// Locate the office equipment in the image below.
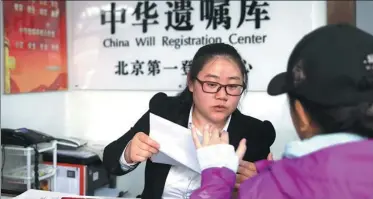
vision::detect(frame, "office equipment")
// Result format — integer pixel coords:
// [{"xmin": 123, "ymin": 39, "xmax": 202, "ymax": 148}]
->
[
  {"xmin": 55, "ymin": 137, "xmax": 88, "ymax": 150},
  {"xmin": 1, "ymin": 128, "xmax": 57, "ymax": 194},
  {"xmin": 1, "ymin": 141, "xmax": 57, "ymax": 194},
  {"xmin": 94, "ymin": 187, "xmax": 126, "ymax": 198},
  {"xmin": 42, "ymin": 147, "xmax": 121, "ymax": 197},
  {"xmin": 1, "ymin": 128, "xmax": 55, "ymax": 147}
]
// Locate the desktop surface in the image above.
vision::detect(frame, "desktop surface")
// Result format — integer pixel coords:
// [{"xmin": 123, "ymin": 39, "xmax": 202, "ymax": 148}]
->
[{"xmin": 4, "ymin": 189, "xmax": 138, "ymax": 199}]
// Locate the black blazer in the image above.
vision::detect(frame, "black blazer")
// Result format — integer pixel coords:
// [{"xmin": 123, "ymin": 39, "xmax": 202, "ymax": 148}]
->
[{"xmin": 103, "ymin": 92, "xmax": 276, "ymax": 199}]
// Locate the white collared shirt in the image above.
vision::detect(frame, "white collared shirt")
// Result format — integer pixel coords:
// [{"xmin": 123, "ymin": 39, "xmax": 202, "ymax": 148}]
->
[{"xmin": 119, "ymin": 105, "xmax": 231, "ymax": 199}]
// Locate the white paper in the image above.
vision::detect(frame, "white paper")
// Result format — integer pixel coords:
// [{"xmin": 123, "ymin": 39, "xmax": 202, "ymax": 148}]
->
[
  {"xmin": 149, "ymin": 113, "xmax": 201, "ymax": 173},
  {"xmin": 12, "ymin": 189, "xmax": 132, "ymax": 199},
  {"xmin": 12, "ymin": 189, "xmax": 76, "ymax": 199}
]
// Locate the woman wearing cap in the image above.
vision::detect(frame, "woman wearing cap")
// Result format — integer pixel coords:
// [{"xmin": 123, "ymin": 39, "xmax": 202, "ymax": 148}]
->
[{"xmin": 190, "ymin": 24, "xmax": 373, "ymax": 199}]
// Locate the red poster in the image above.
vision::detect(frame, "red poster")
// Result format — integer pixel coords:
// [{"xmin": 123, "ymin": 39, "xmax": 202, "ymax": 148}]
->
[{"xmin": 3, "ymin": 0, "xmax": 67, "ymax": 94}]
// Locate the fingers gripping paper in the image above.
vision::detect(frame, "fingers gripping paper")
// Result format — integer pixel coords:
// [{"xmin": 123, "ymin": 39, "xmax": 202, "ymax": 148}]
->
[{"xmin": 149, "ymin": 113, "xmax": 201, "ymax": 173}]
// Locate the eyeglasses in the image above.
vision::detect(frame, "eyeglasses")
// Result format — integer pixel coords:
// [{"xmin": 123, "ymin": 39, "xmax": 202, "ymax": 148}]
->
[{"xmin": 196, "ymin": 78, "xmax": 245, "ymax": 96}]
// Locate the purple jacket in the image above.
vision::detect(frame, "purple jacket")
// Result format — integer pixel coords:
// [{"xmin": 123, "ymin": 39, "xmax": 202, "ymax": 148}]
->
[{"xmin": 191, "ymin": 140, "xmax": 373, "ymax": 199}]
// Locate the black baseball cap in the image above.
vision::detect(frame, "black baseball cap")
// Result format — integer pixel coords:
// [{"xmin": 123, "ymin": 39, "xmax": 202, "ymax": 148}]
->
[{"xmin": 267, "ymin": 24, "xmax": 373, "ymax": 106}]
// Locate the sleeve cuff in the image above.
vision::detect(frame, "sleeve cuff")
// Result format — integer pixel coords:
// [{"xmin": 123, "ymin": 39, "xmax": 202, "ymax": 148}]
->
[
  {"xmin": 119, "ymin": 141, "xmax": 137, "ymax": 171},
  {"xmin": 197, "ymin": 144, "xmax": 239, "ymax": 173}
]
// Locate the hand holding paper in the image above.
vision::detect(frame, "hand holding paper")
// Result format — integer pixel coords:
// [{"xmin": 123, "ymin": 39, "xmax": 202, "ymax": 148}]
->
[
  {"xmin": 149, "ymin": 113, "xmax": 202, "ymax": 173},
  {"xmin": 125, "ymin": 132, "xmax": 160, "ymax": 164}
]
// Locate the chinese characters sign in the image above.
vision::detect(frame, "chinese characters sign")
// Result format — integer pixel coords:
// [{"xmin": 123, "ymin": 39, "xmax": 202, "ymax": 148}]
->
[
  {"xmin": 101, "ymin": 0, "xmax": 269, "ymax": 34},
  {"xmin": 3, "ymin": 0, "xmax": 67, "ymax": 94},
  {"xmin": 70, "ymin": 1, "xmax": 324, "ymax": 91}
]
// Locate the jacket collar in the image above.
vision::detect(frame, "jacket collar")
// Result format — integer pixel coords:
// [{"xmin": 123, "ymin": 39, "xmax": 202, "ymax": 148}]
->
[{"xmin": 283, "ymin": 133, "xmax": 366, "ymax": 158}]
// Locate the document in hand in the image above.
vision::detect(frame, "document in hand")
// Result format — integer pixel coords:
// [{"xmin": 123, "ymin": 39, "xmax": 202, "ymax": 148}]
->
[{"xmin": 149, "ymin": 113, "xmax": 201, "ymax": 173}]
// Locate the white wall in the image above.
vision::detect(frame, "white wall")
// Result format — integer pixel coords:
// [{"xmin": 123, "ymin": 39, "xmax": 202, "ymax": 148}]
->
[
  {"xmin": 0, "ymin": 1, "xmax": 68, "ymax": 138},
  {"xmin": 0, "ymin": 1, "xmax": 327, "ymax": 197},
  {"xmin": 356, "ymin": 1, "xmax": 373, "ymax": 35}
]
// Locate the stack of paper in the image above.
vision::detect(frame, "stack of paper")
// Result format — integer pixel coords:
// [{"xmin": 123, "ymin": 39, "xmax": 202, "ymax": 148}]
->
[{"xmin": 149, "ymin": 113, "xmax": 201, "ymax": 173}]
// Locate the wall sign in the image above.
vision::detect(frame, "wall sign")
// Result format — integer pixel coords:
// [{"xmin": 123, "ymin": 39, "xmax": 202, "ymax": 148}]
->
[
  {"xmin": 70, "ymin": 1, "xmax": 325, "ymax": 91},
  {"xmin": 3, "ymin": 0, "xmax": 67, "ymax": 94}
]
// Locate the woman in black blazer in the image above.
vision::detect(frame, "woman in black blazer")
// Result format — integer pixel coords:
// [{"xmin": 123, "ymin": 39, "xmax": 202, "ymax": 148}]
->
[{"xmin": 103, "ymin": 43, "xmax": 276, "ymax": 199}]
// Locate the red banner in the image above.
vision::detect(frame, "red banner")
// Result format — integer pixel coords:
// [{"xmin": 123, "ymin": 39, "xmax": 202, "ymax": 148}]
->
[{"xmin": 3, "ymin": 0, "xmax": 67, "ymax": 94}]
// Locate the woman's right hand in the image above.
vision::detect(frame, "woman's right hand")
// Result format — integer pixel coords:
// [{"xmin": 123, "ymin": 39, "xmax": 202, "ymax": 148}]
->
[{"xmin": 124, "ymin": 132, "xmax": 160, "ymax": 163}]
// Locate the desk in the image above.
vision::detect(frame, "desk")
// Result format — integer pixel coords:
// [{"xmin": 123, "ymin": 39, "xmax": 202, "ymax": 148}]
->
[{"xmin": 4, "ymin": 189, "xmax": 138, "ymax": 199}]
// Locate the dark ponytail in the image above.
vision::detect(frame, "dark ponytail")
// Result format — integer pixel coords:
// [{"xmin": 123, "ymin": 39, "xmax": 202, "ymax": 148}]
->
[{"xmin": 288, "ymin": 93, "xmax": 373, "ymax": 138}]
